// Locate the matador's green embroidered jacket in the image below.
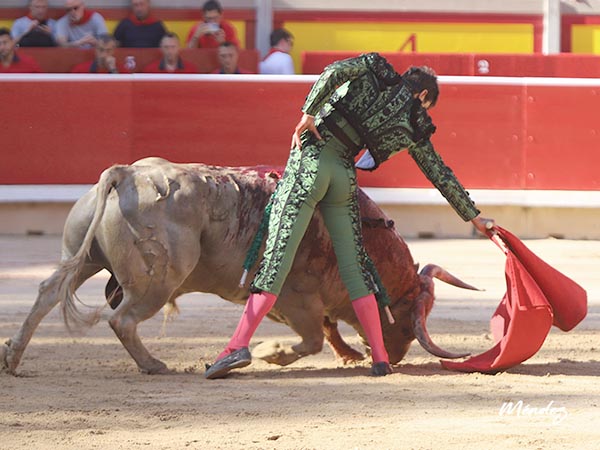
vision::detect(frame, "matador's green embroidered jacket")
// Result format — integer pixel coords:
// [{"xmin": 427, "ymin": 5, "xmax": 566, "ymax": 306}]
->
[{"xmin": 301, "ymin": 52, "xmax": 480, "ymax": 222}]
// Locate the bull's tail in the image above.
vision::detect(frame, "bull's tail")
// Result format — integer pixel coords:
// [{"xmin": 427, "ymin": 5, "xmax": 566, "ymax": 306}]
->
[{"xmin": 59, "ymin": 164, "xmax": 129, "ymax": 332}]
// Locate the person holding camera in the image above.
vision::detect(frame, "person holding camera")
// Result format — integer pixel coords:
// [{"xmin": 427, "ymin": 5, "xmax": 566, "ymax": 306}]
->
[
  {"xmin": 11, "ymin": 0, "xmax": 57, "ymax": 47},
  {"xmin": 186, "ymin": 0, "xmax": 239, "ymax": 49}
]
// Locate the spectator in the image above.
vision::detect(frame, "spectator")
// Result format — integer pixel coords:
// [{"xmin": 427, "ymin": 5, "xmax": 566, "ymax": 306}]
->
[
  {"xmin": 187, "ymin": 0, "xmax": 239, "ymax": 49},
  {"xmin": 212, "ymin": 41, "xmax": 251, "ymax": 74},
  {"xmin": 11, "ymin": 0, "xmax": 57, "ymax": 47},
  {"xmin": 0, "ymin": 28, "xmax": 41, "ymax": 73},
  {"xmin": 71, "ymin": 34, "xmax": 124, "ymax": 73},
  {"xmin": 143, "ymin": 32, "xmax": 197, "ymax": 73},
  {"xmin": 55, "ymin": 0, "xmax": 108, "ymax": 48},
  {"xmin": 259, "ymin": 28, "xmax": 295, "ymax": 75},
  {"xmin": 114, "ymin": 0, "xmax": 166, "ymax": 48}
]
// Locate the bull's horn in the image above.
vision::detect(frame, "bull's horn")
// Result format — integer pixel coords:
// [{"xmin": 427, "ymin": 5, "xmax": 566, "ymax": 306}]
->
[
  {"xmin": 411, "ymin": 293, "xmax": 470, "ymax": 359},
  {"xmin": 420, "ymin": 264, "xmax": 481, "ymax": 291}
]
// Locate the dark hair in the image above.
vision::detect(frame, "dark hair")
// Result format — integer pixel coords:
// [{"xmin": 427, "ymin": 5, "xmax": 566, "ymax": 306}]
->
[
  {"xmin": 270, "ymin": 28, "xmax": 292, "ymax": 47},
  {"xmin": 97, "ymin": 33, "xmax": 117, "ymax": 45},
  {"xmin": 218, "ymin": 41, "xmax": 238, "ymax": 50},
  {"xmin": 0, "ymin": 27, "xmax": 11, "ymax": 38},
  {"xmin": 203, "ymin": 0, "xmax": 222, "ymax": 13},
  {"xmin": 162, "ymin": 31, "xmax": 180, "ymax": 41},
  {"xmin": 402, "ymin": 66, "xmax": 439, "ymax": 106}
]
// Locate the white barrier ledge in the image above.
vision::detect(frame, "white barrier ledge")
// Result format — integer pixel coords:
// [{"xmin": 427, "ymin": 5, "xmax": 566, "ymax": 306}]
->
[
  {"xmin": 0, "ymin": 185, "xmax": 94, "ymax": 203},
  {"xmin": 3, "ymin": 74, "xmax": 600, "ymax": 88},
  {"xmin": 364, "ymin": 188, "xmax": 600, "ymax": 208},
  {"xmin": 2, "ymin": 185, "xmax": 600, "ymax": 208}
]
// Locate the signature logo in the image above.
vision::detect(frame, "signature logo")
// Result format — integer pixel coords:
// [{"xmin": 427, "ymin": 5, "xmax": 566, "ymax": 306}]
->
[{"xmin": 499, "ymin": 400, "xmax": 568, "ymax": 425}]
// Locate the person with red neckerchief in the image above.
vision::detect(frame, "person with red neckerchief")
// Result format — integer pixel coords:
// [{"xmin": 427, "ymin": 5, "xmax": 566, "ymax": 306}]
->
[
  {"xmin": 186, "ymin": 0, "xmax": 240, "ymax": 49},
  {"xmin": 55, "ymin": 0, "xmax": 107, "ymax": 48},
  {"xmin": 11, "ymin": 0, "xmax": 57, "ymax": 47},
  {"xmin": 211, "ymin": 41, "xmax": 252, "ymax": 74},
  {"xmin": 0, "ymin": 28, "xmax": 41, "ymax": 73},
  {"xmin": 143, "ymin": 32, "xmax": 197, "ymax": 74},
  {"xmin": 259, "ymin": 28, "xmax": 295, "ymax": 75},
  {"xmin": 114, "ymin": 0, "xmax": 166, "ymax": 48},
  {"xmin": 71, "ymin": 34, "xmax": 125, "ymax": 74}
]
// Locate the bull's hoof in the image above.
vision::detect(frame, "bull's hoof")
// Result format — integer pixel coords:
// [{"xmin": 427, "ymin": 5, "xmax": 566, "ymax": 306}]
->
[
  {"xmin": 0, "ymin": 343, "xmax": 8, "ymax": 373},
  {"xmin": 253, "ymin": 341, "xmax": 301, "ymax": 366},
  {"xmin": 139, "ymin": 360, "xmax": 172, "ymax": 375},
  {"xmin": 371, "ymin": 361, "xmax": 393, "ymax": 377},
  {"xmin": 0, "ymin": 340, "xmax": 18, "ymax": 375},
  {"xmin": 338, "ymin": 348, "xmax": 366, "ymax": 364}
]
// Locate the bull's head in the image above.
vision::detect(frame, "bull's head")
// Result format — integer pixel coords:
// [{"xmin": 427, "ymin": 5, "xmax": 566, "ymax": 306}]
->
[{"xmin": 384, "ymin": 264, "xmax": 478, "ymax": 363}]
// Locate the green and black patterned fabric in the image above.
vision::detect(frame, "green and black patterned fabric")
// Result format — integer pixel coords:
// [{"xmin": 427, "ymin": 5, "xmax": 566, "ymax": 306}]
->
[{"xmin": 250, "ymin": 53, "xmax": 480, "ymax": 300}]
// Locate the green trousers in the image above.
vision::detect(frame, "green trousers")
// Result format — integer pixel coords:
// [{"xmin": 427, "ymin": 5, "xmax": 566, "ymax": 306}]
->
[{"xmin": 252, "ymin": 126, "xmax": 377, "ymax": 300}]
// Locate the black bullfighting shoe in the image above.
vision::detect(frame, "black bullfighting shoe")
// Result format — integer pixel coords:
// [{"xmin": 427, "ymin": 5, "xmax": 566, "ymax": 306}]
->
[
  {"xmin": 204, "ymin": 347, "xmax": 252, "ymax": 379},
  {"xmin": 371, "ymin": 361, "xmax": 393, "ymax": 377}
]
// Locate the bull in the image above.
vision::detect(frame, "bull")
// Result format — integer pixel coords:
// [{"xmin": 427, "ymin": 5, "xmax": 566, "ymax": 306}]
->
[{"xmin": 0, "ymin": 157, "xmax": 477, "ymax": 375}]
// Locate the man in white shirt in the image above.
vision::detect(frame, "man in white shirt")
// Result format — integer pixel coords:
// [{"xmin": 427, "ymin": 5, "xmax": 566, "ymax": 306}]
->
[{"xmin": 259, "ymin": 28, "xmax": 294, "ymax": 75}]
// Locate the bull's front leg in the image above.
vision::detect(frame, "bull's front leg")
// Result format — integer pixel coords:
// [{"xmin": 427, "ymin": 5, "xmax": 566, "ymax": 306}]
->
[
  {"xmin": 259, "ymin": 317, "xmax": 365, "ymax": 365},
  {"xmin": 252, "ymin": 292, "xmax": 326, "ymax": 366},
  {"xmin": 323, "ymin": 316, "xmax": 365, "ymax": 363}
]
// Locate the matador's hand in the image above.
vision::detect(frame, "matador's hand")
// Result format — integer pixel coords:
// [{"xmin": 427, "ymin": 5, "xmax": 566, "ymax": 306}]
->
[
  {"xmin": 471, "ymin": 216, "xmax": 495, "ymax": 236},
  {"xmin": 291, "ymin": 113, "xmax": 322, "ymax": 149}
]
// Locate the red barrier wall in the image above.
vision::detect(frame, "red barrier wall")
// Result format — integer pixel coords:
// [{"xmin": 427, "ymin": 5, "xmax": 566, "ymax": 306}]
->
[
  {"xmin": 1, "ymin": 75, "xmax": 600, "ymax": 190},
  {"xmin": 19, "ymin": 48, "xmax": 260, "ymax": 74},
  {"xmin": 14, "ymin": 48, "xmax": 600, "ymax": 77},
  {"xmin": 302, "ymin": 52, "xmax": 600, "ymax": 77}
]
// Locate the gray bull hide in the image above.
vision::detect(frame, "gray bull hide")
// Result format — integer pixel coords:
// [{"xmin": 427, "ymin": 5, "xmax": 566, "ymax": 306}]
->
[{"xmin": 1, "ymin": 157, "xmax": 477, "ymax": 375}]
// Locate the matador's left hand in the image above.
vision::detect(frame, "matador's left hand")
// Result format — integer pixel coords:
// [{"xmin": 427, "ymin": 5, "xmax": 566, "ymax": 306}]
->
[{"xmin": 292, "ymin": 113, "xmax": 322, "ymax": 149}]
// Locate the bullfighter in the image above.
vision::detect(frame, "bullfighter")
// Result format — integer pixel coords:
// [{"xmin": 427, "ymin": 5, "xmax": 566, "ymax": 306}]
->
[{"xmin": 205, "ymin": 53, "xmax": 494, "ymax": 379}]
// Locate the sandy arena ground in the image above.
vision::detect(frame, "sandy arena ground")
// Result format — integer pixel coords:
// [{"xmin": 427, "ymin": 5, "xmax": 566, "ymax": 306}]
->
[{"xmin": 0, "ymin": 234, "xmax": 599, "ymax": 450}]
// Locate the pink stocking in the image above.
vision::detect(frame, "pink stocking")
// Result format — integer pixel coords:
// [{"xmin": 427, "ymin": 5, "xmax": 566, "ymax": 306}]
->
[
  {"xmin": 352, "ymin": 294, "xmax": 389, "ymax": 363},
  {"xmin": 217, "ymin": 291, "xmax": 278, "ymax": 361}
]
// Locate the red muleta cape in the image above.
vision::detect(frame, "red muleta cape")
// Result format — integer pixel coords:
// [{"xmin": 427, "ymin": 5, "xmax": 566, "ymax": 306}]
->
[{"xmin": 441, "ymin": 226, "xmax": 587, "ymax": 374}]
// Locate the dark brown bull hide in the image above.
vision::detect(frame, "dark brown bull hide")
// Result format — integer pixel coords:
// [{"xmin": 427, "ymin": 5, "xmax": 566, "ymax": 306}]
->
[{"xmin": 1, "ymin": 157, "xmax": 475, "ymax": 375}]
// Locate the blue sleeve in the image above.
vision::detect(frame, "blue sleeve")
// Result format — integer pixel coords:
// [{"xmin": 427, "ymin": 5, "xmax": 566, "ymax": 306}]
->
[
  {"xmin": 11, "ymin": 18, "xmax": 27, "ymax": 39},
  {"xmin": 49, "ymin": 19, "xmax": 58, "ymax": 37},
  {"xmin": 55, "ymin": 17, "xmax": 68, "ymax": 40},
  {"xmin": 92, "ymin": 13, "xmax": 108, "ymax": 37}
]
